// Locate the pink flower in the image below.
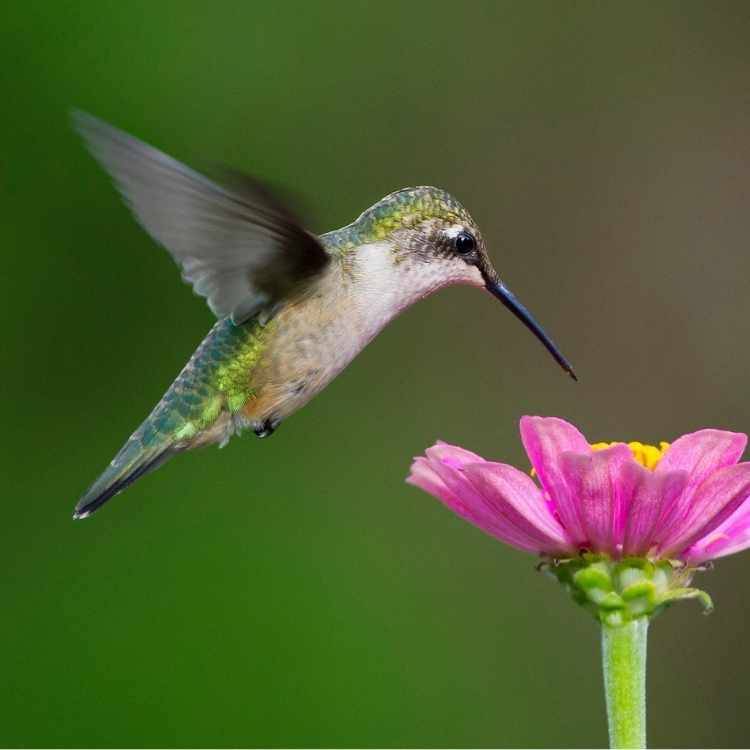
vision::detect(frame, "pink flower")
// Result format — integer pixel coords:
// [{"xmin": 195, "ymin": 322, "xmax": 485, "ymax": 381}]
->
[{"xmin": 407, "ymin": 417, "xmax": 750, "ymax": 564}]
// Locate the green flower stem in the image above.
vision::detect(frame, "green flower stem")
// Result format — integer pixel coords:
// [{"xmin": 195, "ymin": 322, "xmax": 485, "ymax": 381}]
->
[{"xmin": 601, "ymin": 618, "xmax": 648, "ymax": 749}]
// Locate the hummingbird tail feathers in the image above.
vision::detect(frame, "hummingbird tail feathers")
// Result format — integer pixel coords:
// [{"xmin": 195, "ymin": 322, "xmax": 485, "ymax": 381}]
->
[
  {"xmin": 73, "ymin": 436, "xmax": 181, "ymax": 520},
  {"xmin": 73, "ymin": 317, "xmax": 267, "ymax": 519}
]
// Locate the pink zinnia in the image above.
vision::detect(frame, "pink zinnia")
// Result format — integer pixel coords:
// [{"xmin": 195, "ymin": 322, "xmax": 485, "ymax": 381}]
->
[
  {"xmin": 409, "ymin": 417, "xmax": 750, "ymax": 746},
  {"xmin": 407, "ymin": 416, "xmax": 750, "ymax": 566}
]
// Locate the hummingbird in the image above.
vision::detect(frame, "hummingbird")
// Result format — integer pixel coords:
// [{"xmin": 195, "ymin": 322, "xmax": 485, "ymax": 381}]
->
[{"xmin": 72, "ymin": 112, "xmax": 575, "ymax": 519}]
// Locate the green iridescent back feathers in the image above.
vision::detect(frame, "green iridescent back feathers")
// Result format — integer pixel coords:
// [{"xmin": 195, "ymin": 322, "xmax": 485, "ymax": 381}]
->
[{"xmin": 74, "ymin": 317, "xmax": 270, "ymax": 516}]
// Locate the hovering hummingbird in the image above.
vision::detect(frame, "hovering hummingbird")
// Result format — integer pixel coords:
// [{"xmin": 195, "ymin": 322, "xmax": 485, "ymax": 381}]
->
[{"xmin": 72, "ymin": 112, "xmax": 575, "ymax": 519}]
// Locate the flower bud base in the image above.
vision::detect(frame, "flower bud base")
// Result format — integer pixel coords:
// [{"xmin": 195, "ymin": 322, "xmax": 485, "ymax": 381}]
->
[{"xmin": 542, "ymin": 554, "xmax": 713, "ymax": 626}]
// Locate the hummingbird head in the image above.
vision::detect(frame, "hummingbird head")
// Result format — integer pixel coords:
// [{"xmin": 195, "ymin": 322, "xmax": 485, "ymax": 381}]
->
[{"xmin": 344, "ymin": 186, "xmax": 576, "ymax": 379}]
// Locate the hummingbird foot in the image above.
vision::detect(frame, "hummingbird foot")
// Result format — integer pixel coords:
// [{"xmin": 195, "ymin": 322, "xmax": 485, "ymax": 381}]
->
[{"xmin": 253, "ymin": 417, "xmax": 280, "ymax": 438}]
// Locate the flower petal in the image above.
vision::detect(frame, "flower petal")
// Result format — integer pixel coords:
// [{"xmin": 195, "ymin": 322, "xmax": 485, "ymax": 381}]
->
[
  {"xmin": 683, "ymin": 497, "xmax": 750, "ymax": 563},
  {"xmin": 622, "ymin": 467, "xmax": 688, "ymax": 556},
  {"xmin": 425, "ymin": 441, "xmax": 486, "ymax": 469},
  {"xmin": 408, "ymin": 455, "xmax": 510, "ymax": 540},
  {"xmin": 462, "ymin": 462, "xmax": 573, "ymax": 554},
  {"xmin": 658, "ymin": 462, "xmax": 750, "ymax": 557},
  {"xmin": 429, "ymin": 458, "xmax": 561, "ymax": 553},
  {"xmin": 519, "ymin": 417, "xmax": 591, "ymax": 497},
  {"xmin": 406, "ymin": 456, "xmax": 455, "ymax": 505},
  {"xmin": 656, "ymin": 429, "xmax": 746, "ymax": 485},
  {"xmin": 407, "ymin": 442, "xmax": 572, "ymax": 555},
  {"xmin": 417, "ymin": 443, "xmax": 497, "ymax": 527},
  {"xmin": 559, "ymin": 444, "xmax": 637, "ymax": 555},
  {"xmin": 653, "ymin": 430, "xmax": 747, "ymax": 551}
]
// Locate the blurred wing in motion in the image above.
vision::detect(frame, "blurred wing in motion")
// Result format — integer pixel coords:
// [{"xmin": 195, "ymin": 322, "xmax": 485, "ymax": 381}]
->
[{"xmin": 72, "ymin": 111, "xmax": 330, "ymax": 323}]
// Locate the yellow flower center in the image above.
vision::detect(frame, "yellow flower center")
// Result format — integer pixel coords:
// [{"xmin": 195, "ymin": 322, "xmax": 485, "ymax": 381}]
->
[{"xmin": 590, "ymin": 441, "xmax": 670, "ymax": 471}]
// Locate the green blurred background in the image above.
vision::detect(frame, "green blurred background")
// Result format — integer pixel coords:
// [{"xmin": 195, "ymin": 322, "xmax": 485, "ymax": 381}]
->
[{"xmin": 3, "ymin": 1, "xmax": 750, "ymax": 746}]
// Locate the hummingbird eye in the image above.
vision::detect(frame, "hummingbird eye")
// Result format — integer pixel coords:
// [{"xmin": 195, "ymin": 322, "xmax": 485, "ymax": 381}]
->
[{"xmin": 454, "ymin": 231, "xmax": 476, "ymax": 254}]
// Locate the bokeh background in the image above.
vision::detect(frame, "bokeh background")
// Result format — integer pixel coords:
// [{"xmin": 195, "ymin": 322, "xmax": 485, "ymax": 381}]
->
[{"xmin": 3, "ymin": 1, "xmax": 750, "ymax": 746}]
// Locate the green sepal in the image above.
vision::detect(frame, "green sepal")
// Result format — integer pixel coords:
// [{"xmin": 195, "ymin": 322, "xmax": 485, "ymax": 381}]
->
[
  {"xmin": 542, "ymin": 553, "xmax": 713, "ymax": 626},
  {"xmin": 659, "ymin": 587, "xmax": 714, "ymax": 614}
]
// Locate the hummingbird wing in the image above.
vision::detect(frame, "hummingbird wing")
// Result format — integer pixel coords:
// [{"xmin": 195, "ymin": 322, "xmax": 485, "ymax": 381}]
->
[{"xmin": 72, "ymin": 111, "xmax": 330, "ymax": 324}]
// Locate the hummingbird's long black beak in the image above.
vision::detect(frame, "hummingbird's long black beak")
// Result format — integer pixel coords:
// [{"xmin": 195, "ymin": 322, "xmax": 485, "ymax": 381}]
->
[{"xmin": 486, "ymin": 280, "xmax": 577, "ymax": 381}]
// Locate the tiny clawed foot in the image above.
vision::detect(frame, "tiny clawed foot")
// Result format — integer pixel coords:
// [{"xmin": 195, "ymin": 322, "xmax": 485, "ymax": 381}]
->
[{"xmin": 254, "ymin": 417, "xmax": 280, "ymax": 438}]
